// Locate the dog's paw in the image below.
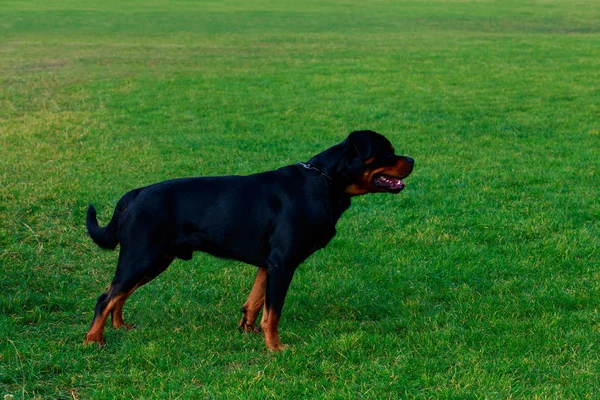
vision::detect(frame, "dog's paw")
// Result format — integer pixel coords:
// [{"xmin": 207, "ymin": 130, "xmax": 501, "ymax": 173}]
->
[
  {"xmin": 83, "ymin": 336, "xmax": 105, "ymax": 347},
  {"xmin": 238, "ymin": 320, "xmax": 261, "ymax": 334}
]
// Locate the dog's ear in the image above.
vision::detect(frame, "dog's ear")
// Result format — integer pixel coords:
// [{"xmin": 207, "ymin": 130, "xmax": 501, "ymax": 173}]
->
[{"xmin": 346, "ymin": 130, "xmax": 376, "ymax": 160}]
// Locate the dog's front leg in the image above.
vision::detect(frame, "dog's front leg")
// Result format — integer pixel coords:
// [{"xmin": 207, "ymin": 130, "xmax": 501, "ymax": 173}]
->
[
  {"xmin": 239, "ymin": 267, "xmax": 267, "ymax": 333},
  {"xmin": 261, "ymin": 260, "xmax": 297, "ymax": 352}
]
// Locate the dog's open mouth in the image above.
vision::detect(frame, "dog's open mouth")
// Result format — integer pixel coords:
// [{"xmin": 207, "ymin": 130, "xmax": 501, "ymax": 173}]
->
[{"xmin": 372, "ymin": 174, "xmax": 406, "ymax": 192}]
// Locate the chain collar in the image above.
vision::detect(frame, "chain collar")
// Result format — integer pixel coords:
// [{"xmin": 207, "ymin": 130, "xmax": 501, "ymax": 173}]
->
[{"xmin": 296, "ymin": 162, "xmax": 332, "ymax": 181}]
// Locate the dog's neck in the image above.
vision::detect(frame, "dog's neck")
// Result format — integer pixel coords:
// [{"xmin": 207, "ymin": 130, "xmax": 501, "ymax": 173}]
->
[
  {"xmin": 304, "ymin": 144, "xmax": 355, "ymax": 220},
  {"xmin": 307, "ymin": 144, "xmax": 354, "ymax": 190}
]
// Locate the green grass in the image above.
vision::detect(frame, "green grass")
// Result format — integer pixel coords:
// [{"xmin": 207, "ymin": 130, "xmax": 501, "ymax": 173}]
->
[{"xmin": 1, "ymin": 0, "xmax": 599, "ymax": 397}]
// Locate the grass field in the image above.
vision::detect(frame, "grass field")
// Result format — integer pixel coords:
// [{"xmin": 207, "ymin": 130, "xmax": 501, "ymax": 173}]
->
[{"xmin": 1, "ymin": 0, "xmax": 599, "ymax": 398}]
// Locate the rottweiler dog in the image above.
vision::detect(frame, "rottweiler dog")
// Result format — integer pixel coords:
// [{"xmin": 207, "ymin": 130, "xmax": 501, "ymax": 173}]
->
[{"xmin": 84, "ymin": 130, "xmax": 414, "ymax": 351}]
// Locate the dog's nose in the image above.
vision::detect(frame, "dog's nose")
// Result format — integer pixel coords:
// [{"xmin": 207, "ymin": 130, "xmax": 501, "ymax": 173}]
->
[{"xmin": 404, "ymin": 157, "xmax": 414, "ymax": 167}]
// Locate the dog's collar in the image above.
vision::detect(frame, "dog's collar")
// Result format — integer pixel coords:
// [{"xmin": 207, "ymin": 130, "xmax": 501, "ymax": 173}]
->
[{"xmin": 296, "ymin": 162, "xmax": 332, "ymax": 181}]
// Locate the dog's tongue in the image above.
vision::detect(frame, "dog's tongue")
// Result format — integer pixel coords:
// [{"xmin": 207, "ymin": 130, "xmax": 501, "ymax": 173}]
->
[{"xmin": 374, "ymin": 175, "xmax": 406, "ymax": 190}]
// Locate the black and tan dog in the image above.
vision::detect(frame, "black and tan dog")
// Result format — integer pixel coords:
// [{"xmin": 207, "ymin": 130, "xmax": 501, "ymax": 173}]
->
[{"xmin": 84, "ymin": 130, "xmax": 414, "ymax": 351}]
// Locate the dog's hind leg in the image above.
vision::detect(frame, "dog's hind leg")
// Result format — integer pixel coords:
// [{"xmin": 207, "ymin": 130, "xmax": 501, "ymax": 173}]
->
[
  {"xmin": 111, "ymin": 294, "xmax": 136, "ymax": 330},
  {"xmin": 110, "ymin": 253, "xmax": 174, "ymax": 330},
  {"xmin": 85, "ymin": 249, "xmax": 174, "ymax": 346},
  {"xmin": 85, "ymin": 283, "xmax": 135, "ymax": 346},
  {"xmin": 238, "ymin": 267, "xmax": 267, "ymax": 333}
]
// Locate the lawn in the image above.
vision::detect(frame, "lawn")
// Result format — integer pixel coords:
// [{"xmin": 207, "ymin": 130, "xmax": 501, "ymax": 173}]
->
[{"xmin": 1, "ymin": 0, "xmax": 599, "ymax": 398}]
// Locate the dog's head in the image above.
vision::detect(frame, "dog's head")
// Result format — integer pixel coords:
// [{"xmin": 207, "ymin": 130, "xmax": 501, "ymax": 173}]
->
[{"xmin": 342, "ymin": 130, "xmax": 414, "ymax": 196}]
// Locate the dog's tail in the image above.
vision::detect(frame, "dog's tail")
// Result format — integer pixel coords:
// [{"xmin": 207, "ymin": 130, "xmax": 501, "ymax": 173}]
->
[
  {"xmin": 86, "ymin": 203, "xmax": 120, "ymax": 250},
  {"xmin": 86, "ymin": 189, "xmax": 141, "ymax": 250}
]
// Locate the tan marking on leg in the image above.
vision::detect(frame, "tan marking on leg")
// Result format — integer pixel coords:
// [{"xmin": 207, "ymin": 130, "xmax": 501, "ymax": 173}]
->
[
  {"xmin": 260, "ymin": 299, "xmax": 268, "ymax": 327},
  {"xmin": 238, "ymin": 268, "xmax": 267, "ymax": 333},
  {"xmin": 111, "ymin": 284, "xmax": 140, "ymax": 329},
  {"xmin": 260, "ymin": 305, "xmax": 284, "ymax": 352},
  {"xmin": 110, "ymin": 298, "xmax": 130, "ymax": 329},
  {"xmin": 84, "ymin": 295, "xmax": 123, "ymax": 346}
]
